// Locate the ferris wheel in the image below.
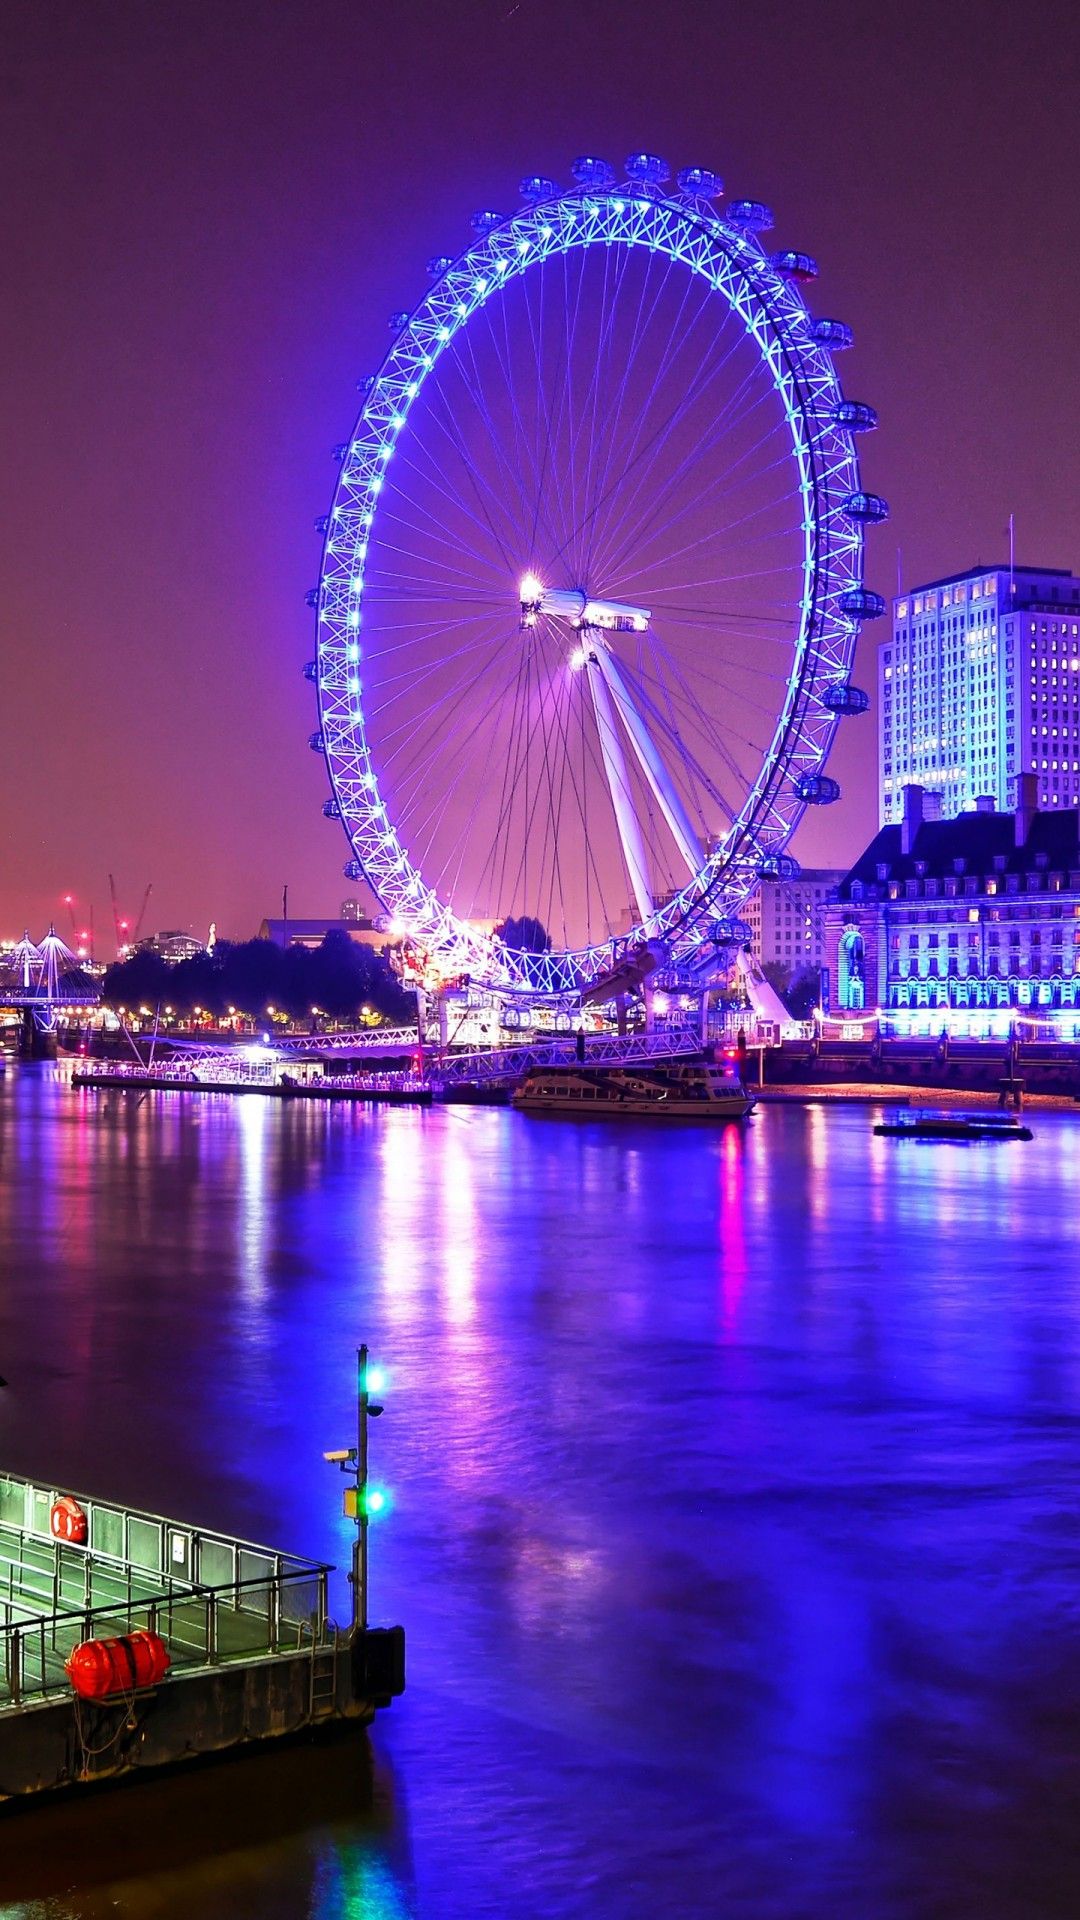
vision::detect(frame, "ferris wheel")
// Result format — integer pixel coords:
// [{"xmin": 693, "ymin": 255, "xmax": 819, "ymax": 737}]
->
[{"xmin": 307, "ymin": 153, "xmax": 887, "ymax": 995}]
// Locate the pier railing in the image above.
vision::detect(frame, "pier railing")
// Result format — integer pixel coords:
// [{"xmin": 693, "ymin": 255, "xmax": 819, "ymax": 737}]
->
[{"xmin": 0, "ymin": 1475, "xmax": 333, "ymax": 1709}]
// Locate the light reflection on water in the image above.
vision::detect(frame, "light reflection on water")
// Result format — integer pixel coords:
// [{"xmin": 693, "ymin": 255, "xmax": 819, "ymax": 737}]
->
[{"xmin": 2, "ymin": 1069, "xmax": 1080, "ymax": 1917}]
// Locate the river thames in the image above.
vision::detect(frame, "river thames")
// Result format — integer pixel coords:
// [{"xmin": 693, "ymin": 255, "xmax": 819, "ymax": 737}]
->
[{"xmin": 1, "ymin": 1065, "xmax": 1079, "ymax": 1918}]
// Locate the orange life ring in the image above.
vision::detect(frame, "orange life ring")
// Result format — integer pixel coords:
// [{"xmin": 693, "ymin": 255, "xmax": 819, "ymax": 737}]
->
[{"xmin": 50, "ymin": 1495, "xmax": 88, "ymax": 1546}]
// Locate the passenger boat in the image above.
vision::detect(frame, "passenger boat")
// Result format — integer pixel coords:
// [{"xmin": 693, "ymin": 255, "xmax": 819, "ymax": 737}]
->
[
  {"xmin": 511, "ymin": 1059, "xmax": 755, "ymax": 1121},
  {"xmin": 873, "ymin": 1110, "xmax": 1033, "ymax": 1142}
]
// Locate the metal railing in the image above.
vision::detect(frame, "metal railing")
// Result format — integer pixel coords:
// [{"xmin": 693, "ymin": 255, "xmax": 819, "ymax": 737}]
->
[
  {"xmin": 0, "ymin": 1564, "xmax": 331, "ymax": 1708},
  {"xmin": 436, "ymin": 1026, "xmax": 704, "ymax": 1087},
  {"xmin": 0, "ymin": 1475, "xmax": 334, "ymax": 1710}
]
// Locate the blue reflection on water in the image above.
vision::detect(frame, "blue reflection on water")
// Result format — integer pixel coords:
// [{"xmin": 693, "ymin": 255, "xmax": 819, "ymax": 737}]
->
[{"xmin": 3, "ymin": 1071, "xmax": 1080, "ymax": 1917}]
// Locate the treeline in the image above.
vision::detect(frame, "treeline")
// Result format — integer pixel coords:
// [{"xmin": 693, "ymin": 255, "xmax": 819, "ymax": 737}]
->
[{"xmin": 102, "ymin": 931, "xmax": 415, "ymax": 1023}]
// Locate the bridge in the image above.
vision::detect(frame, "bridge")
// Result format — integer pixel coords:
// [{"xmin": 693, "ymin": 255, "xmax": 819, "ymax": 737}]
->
[{"xmin": 0, "ymin": 931, "xmax": 99, "ymax": 1053}]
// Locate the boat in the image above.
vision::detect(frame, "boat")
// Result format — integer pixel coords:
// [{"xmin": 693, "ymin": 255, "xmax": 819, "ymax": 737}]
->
[
  {"xmin": 873, "ymin": 1109, "xmax": 1033, "ymax": 1142},
  {"xmin": 511, "ymin": 1058, "xmax": 755, "ymax": 1120}
]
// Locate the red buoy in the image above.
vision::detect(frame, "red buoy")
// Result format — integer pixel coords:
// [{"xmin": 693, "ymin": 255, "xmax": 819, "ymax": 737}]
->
[
  {"xmin": 50, "ymin": 1495, "xmax": 88, "ymax": 1546},
  {"xmin": 65, "ymin": 1630, "xmax": 171, "ymax": 1699}
]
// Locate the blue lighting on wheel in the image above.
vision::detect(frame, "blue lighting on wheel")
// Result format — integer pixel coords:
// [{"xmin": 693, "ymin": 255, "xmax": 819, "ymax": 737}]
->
[{"xmin": 309, "ymin": 154, "xmax": 880, "ymax": 998}]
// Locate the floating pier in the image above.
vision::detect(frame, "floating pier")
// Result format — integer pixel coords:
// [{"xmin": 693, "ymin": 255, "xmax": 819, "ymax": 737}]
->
[{"xmin": 0, "ymin": 1352, "xmax": 403, "ymax": 1800}]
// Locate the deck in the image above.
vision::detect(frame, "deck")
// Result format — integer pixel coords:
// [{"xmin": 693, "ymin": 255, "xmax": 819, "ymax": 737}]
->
[{"xmin": 0, "ymin": 1472, "xmax": 331, "ymax": 1712}]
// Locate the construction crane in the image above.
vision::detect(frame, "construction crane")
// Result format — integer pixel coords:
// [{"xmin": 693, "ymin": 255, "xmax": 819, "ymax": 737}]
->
[
  {"xmin": 108, "ymin": 876, "xmax": 153, "ymax": 957},
  {"xmin": 108, "ymin": 874, "xmax": 124, "ymax": 958},
  {"xmin": 132, "ymin": 883, "xmax": 153, "ymax": 947}
]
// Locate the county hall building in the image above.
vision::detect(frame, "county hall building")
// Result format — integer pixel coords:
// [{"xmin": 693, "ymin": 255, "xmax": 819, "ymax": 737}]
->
[{"xmin": 823, "ymin": 777, "xmax": 1080, "ymax": 1021}]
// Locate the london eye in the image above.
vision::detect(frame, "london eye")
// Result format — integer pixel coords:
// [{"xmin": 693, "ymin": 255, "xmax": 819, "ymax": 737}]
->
[{"xmin": 308, "ymin": 154, "xmax": 885, "ymax": 995}]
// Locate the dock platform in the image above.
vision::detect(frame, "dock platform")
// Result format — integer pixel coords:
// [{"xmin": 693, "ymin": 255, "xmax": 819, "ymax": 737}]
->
[{"xmin": 0, "ymin": 1470, "xmax": 403, "ymax": 1801}]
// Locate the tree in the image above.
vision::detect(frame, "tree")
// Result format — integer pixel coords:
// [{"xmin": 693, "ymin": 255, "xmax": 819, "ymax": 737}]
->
[
  {"xmin": 760, "ymin": 960, "xmax": 821, "ymax": 1019},
  {"xmin": 497, "ymin": 915, "xmax": 551, "ymax": 954},
  {"xmin": 101, "ymin": 932, "xmax": 415, "ymax": 1025}
]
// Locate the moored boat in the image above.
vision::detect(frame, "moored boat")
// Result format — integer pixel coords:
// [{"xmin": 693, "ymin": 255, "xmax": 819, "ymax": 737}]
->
[
  {"xmin": 511, "ymin": 1058, "xmax": 755, "ymax": 1120},
  {"xmin": 873, "ymin": 1110, "xmax": 1033, "ymax": 1142}
]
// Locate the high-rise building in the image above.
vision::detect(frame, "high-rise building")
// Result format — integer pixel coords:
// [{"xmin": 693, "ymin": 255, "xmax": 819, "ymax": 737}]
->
[
  {"xmin": 743, "ymin": 867, "xmax": 844, "ymax": 976},
  {"xmin": 879, "ymin": 563, "xmax": 1080, "ymax": 826}
]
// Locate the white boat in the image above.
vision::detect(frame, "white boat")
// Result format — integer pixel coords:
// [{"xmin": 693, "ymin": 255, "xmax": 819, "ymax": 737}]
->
[{"xmin": 511, "ymin": 1059, "xmax": 755, "ymax": 1121}]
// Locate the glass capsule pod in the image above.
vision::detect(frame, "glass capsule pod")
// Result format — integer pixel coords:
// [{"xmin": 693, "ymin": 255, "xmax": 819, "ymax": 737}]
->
[
  {"xmin": 727, "ymin": 199, "xmax": 774, "ymax": 231},
  {"xmin": 758, "ymin": 854, "xmax": 801, "ymax": 883},
  {"xmin": 834, "ymin": 400, "xmax": 878, "ymax": 431},
  {"xmin": 839, "ymin": 587, "xmax": 887, "ymax": 619},
  {"xmin": 772, "ymin": 249, "xmax": 819, "ymax": 281},
  {"xmin": 810, "ymin": 317, "xmax": 854, "ymax": 349},
  {"xmin": 676, "ymin": 166, "xmax": 723, "ymax": 197},
  {"xmin": 793, "ymin": 772, "xmax": 841, "ymax": 804},
  {"xmin": 823, "ymin": 682, "xmax": 871, "ymax": 715},
  {"xmin": 844, "ymin": 491, "xmax": 890, "ymax": 524},
  {"xmin": 625, "ymin": 152, "xmax": 670, "ymax": 183}
]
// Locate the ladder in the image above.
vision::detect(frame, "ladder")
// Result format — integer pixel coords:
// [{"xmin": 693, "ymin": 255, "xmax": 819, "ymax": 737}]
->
[{"xmin": 309, "ymin": 1640, "xmax": 338, "ymax": 1721}]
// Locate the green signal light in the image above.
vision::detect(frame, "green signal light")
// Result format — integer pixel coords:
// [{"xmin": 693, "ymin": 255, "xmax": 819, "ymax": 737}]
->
[
  {"xmin": 364, "ymin": 1365, "xmax": 388, "ymax": 1396},
  {"xmin": 364, "ymin": 1485, "xmax": 391, "ymax": 1518}
]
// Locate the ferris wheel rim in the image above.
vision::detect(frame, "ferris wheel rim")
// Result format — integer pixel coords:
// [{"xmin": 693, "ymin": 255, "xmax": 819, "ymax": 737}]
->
[{"xmin": 313, "ymin": 167, "xmax": 870, "ymax": 993}]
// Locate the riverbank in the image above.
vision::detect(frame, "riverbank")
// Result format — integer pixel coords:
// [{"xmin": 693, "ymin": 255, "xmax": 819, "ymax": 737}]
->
[{"xmin": 757, "ymin": 1081, "xmax": 1079, "ymax": 1109}]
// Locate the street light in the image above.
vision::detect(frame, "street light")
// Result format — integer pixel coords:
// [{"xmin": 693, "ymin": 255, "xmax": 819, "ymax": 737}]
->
[{"xmin": 322, "ymin": 1346, "xmax": 388, "ymax": 1632}]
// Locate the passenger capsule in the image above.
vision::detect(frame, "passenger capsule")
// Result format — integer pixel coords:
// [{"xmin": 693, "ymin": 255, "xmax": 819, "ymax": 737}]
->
[
  {"xmin": 794, "ymin": 772, "xmax": 841, "ymax": 805},
  {"xmin": 470, "ymin": 210, "xmax": 505, "ymax": 235},
  {"xmin": 676, "ymin": 166, "xmax": 723, "ymax": 198},
  {"xmin": 426, "ymin": 254, "xmax": 455, "ymax": 277},
  {"xmin": 521, "ymin": 173, "xmax": 561, "ymax": 200},
  {"xmin": 314, "ymin": 514, "xmax": 331, "ymax": 535},
  {"xmin": 834, "ymin": 399, "xmax": 878, "ymax": 432},
  {"xmin": 309, "ymin": 730, "xmax": 325, "ymax": 753},
  {"xmin": 322, "ymin": 798, "xmax": 342, "ymax": 819},
  {"xmin": 388, "ymin": 311, "xmax": 410, "ymax": 330},
  {"xmin": 304, "ymin": 587, "xmax": 320, "ymax": 610},
  {"xmin": 570, "ymin": 157, "xmax": 615, "ymax": 188},
  {"xmin": 823, "ymin": 682, "xmax": 871, "ymax": 715},
  {"xmin": 302, "ymin": 660, "xmax": 317, "ymax": 682},
  {"xmin": 331, "ymin": 443, "xmax": 348, "ymax": 463},
  {"xmin": 772, "ymin": 249, "xmax": 819, "ymax": 281},
  {"xmin": 356, "ymin": 375, "xmax": 377, "ymax": 394},
  {"xmin": 840, "ymin": 587, "xmax": 887, "ymax": 619},
  {"xmin": 343, "ymin": 858, "xmax": 364, "ymax": 882},
  {"xmin": 811, "ymin": 317, "xmax": 854, "ymax": 350},
  {"xmin": 758, "ymin": 854, "xmax": 801, "ymax": 882},
  {"xmin": 625, "ymin": 152, "xmax": 670, "ymax": 184},
  {"xmin": 844, "ymin": 491, "xmax": 890, "ymax": 524},
  {"xmin": 727, "ymin": 199, "xmax": 774, "ymax": 232}
]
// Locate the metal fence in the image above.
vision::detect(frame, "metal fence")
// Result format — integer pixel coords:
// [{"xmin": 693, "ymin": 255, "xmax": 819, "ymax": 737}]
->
[{"xmin": 0, "ymin": 1475, "xmax": 332, "ymax": 1709}]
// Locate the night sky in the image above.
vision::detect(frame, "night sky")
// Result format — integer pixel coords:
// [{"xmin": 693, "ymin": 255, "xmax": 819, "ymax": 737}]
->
[{"xmin": 3, "ymin": 0, "xmax": 1077, "ymax": 944}]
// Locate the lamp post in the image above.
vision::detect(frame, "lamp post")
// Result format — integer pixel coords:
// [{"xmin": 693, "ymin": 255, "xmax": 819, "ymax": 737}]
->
[{"xmin": 323, "ymin": 1345, "xmax": 385, "ymax": 1632}]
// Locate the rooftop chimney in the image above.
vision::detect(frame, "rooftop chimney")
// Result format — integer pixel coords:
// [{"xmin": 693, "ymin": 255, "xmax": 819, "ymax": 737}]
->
[
  {"xmin": 974, "ymin": 795, "xmax": 996, "ymax": 814},
  {"xmin": 1015, "ymin": 771, "xmax": 1038, "ymax": 848},
  {"xmin": 900, "ymin": 783, "xmax": 924, "ymax": 855}
]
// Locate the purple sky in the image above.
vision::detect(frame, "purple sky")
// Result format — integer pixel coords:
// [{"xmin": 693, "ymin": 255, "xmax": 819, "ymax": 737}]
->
[{"xmin": 2, "ymin": 0, "xmax": 1077, "ymax": 947}]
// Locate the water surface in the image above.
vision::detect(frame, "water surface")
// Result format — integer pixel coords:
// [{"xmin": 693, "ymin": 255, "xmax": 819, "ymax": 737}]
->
[{"xmin": 1, "ymin": 1068, "xmax": 1079, "ymax": 1918}]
